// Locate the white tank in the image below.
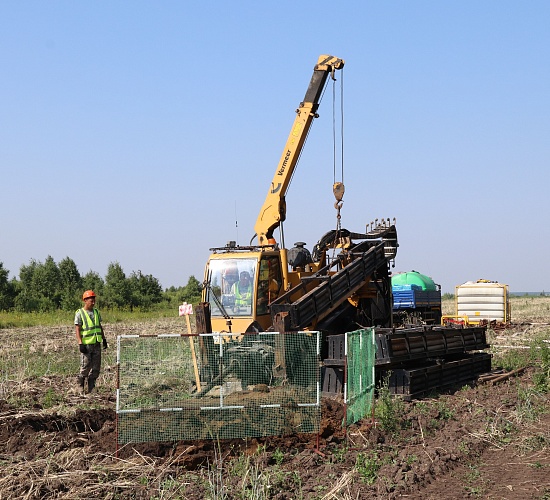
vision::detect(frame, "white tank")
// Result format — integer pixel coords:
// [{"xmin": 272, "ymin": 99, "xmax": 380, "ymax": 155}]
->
[{"xmin": 455, "ymin": 280, "xmax": 510, "ymax": 324}]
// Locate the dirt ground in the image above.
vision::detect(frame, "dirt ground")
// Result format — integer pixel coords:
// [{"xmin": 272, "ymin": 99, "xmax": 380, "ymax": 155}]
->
[{"xmin": 1, "ymin": 311, "xmax": 550, "ymax": 499}]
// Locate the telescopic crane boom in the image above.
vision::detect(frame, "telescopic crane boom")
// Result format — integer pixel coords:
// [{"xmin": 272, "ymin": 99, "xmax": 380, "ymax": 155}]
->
[{"xmin": 253, "ymin": 55, "xmax": 345, "ymax": 246}]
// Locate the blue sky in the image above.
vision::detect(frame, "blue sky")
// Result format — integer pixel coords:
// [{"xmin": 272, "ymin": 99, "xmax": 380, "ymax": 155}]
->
[{"xmin": 1, "ymin": 1, "xmax": 549, "ymax": 294}]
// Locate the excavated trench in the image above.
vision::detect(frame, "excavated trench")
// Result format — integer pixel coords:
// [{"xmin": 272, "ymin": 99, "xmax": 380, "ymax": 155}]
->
[
  {"xmin": 0, "ymin": 407, "xmax": 116, "ymax": 459},
  {"xmin": 0, "ymin": 396, "xmax": 347, "ymax": 465}
]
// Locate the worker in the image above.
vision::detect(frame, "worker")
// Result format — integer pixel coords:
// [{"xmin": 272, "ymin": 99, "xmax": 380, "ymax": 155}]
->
[
  {"xmin": 232, "ymin": 271, "xmax": 252, "ymax": 308},
  {"xmin": 74, "ymin": 290, "xmax": 107, "ymax": 393}
]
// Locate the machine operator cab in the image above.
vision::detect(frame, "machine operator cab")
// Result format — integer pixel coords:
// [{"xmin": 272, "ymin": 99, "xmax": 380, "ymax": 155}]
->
[{"xmin": 203, "ymin": 249, "xmax": 284, "ymax": 332}]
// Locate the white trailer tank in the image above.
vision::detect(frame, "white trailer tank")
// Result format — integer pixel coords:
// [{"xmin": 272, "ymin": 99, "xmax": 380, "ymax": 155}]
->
[{"xmin": 455, "ymin": 280, "xmax": 510, "ymax": 324}]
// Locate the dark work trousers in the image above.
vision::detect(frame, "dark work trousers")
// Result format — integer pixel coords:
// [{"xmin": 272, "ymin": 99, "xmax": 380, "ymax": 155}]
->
[{"xmin": 79, "ymin": 343, "xmax": 102, "ymax": 382}]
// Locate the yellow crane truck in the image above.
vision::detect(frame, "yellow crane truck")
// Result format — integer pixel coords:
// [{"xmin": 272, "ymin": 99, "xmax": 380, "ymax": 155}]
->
[{"xmin": 197, "ymin": 55, "xmax": 398, "ymax": 393}]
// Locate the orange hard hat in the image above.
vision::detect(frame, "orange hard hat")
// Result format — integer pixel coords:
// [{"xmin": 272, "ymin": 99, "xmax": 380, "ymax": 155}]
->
[{"xmin": 82, "ymin": 290, "xmax": 96, "ymax": 300}]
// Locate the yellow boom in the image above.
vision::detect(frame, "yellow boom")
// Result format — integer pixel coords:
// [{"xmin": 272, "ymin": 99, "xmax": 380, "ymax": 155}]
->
[{"xmin": 253, "ymin": 55, "xmax": 344, "ymax": 246}]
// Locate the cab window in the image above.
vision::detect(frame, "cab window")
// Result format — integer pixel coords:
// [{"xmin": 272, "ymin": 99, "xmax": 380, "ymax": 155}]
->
[{"xmin": 256, "ymin": 255, "xmax": 282, "ymax": 315}]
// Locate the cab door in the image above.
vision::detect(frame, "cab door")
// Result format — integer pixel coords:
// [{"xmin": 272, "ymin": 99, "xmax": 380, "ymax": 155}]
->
[{"xmin": 256, "ymin": 254, "xmax": 283, "ymax": 317}]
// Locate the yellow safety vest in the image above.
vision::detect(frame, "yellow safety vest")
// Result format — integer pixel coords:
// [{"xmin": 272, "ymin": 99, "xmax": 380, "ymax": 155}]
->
[
  {"xmin": 234, "ymin": 283, "xmax": 252, "ymax": 306},
  {"xmin": 78, "ymin": 308, "xmax": 103, "ymax": 344}
]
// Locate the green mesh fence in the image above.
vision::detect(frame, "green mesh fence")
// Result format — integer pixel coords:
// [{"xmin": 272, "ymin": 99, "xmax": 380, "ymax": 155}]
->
[
  {"xmin": 345, "ymin": 328, "xmax": 376, "ymax": 426},
  {"xmin": 117, "ymin": 331, "xmax": 321, "ymax": 444}
]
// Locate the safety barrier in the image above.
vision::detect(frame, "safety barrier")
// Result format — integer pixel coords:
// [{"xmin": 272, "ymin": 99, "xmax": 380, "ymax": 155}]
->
[
  {"xmin": 345, "ymin": 328, "xmax": 376, "ymax": 426},
  {"xmin": 116, "ymin": 331, "xmax": 321, "ymax": 444}
]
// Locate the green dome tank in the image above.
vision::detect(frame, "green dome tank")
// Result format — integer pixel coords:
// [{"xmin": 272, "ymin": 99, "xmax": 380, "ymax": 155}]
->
[{"xmin": 391, "ymin": 271, "xmax": 438, "ymax": 291}]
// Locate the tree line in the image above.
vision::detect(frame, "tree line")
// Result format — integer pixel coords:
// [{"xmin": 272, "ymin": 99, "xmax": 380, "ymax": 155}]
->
[{"xmin": 0, "ymin": 256, "xmax": 202, "ymax": 312}]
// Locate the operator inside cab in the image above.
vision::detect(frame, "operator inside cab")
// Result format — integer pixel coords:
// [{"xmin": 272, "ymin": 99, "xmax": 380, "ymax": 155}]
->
[{"xmin": 232, "ymin": 271, "xmax": 252, "ymax": 309}]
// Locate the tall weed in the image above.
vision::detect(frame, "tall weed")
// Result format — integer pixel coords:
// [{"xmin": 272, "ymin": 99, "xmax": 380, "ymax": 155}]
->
[
  {"xmin": 531, "ymin": 340, "xmax": 550, "ymax": 392},
  {"xmin": 375, "ymin": 376, "xmax": 405, "ymax": 434}
]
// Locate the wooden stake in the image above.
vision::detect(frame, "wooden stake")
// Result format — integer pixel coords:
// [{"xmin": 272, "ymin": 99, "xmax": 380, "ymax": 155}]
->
[
  {"xmin": 185, "ymin": 314, "xmax": 202, "ymax": 393},
  {"xmin": 488, "ymin": 366, "xmax": 527, "ymax": 385}
]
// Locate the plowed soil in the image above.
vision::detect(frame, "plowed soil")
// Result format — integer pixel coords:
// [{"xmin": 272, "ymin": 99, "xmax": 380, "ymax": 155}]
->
[{"xmin": 1, "ymin": 309, "xmax": 550, "ymax": 499}]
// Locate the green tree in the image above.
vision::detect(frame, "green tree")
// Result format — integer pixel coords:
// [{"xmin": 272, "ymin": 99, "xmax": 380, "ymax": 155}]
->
[
  {"xmin": 103, "ymin": 262, "xmax": 131, "ymax": 309},
  {"xmin": 82, "ymin": 270, "xmax": 105, "ymax": 297},
  {"xmin": 59, "ymin": 257, "xmax": 83, "ymax": 310},
  {"xmin": 0, "ymin": 263, "xmax": 16, "ymax": 311},
  {"xmin": 182, "ymin": 275, "xmax": 202, "ymax": 303},
  {"xmin": 18, "ymin": 259, "xmax": 38, "ymax": 289},
  {"xmin": 163, "ymin": 276, "xmax": 202, "ymax": 306},
  {"xmin": 128, "ymin": 270, "xmax": 163, "ymax": 310},
  {"xmin": 31, "ymin": 256, "xmax": 62, "ymax": 311},
  {"xmin": 15, "ymin": 259, "xmax": 40, "ymax": 312}
]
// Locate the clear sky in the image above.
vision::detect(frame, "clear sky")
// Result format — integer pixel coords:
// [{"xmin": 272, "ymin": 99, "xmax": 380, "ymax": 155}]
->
[{"xmin": 1, "ymin": 1, "xmax": 549, "ymax": 294}]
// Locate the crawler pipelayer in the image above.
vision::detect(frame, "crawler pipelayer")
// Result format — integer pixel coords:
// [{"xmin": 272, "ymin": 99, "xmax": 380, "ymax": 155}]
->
[{"xmin": 197, "ymin": 55, "xmax": 398, "ymax": 392}]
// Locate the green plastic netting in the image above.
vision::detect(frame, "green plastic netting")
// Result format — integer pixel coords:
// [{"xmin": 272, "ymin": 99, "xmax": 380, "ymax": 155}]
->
[
  {"xmin": 345, "ymin": 328, "xmax": 376, "ymax": 426},
  {"xmin": 117, "ymin": 331, "xmax": 321, "ymax": 444}
]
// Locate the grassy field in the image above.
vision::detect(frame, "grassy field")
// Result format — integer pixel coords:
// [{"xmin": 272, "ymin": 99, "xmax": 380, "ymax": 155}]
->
[
  {"xmin": 1, "ymin": 296, "xmax": 548, "ymax": 399},
  {"xmin": 0, "ymin": 297, "xmax": 549, "ymax": 498},
  {"xmin": 0, "ymin": 305, "xmax": 180, "ymax": 329},
  {"xmin": 1, "ymin": 296, "xmax": 548, "ymax": 400},
  {"xmin": 2, "ymin": 294, "xmax": 548, "ymax": 328}
]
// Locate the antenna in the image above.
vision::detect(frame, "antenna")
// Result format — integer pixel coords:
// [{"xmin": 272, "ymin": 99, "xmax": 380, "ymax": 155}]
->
[{"xmin": 234, "ymin": 201, "xmax": 239, "ymax": 245}]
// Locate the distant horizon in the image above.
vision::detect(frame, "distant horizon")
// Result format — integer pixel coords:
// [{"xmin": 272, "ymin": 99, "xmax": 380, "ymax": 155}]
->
[
  {"xmin": 443, "ymin": 291, "xmax": 549, "ymax": 297},
  {"xmin": 435, "ymin": 284, "xmax": 548, "ymax": 296}
]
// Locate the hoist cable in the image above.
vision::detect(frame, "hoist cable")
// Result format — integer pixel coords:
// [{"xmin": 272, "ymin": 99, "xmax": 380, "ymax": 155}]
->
[
  {"xmin": 333, "ymin": 77, "xmax": 337, "ymax": 184},
  {"xmin": 340, "ymin": 69, "xmax": 344, "ymax": 184},
  {"xmin": 332, "ymin": 68, "xmax": 345, "ymax": 185},
  {"xmin": 330, "ymin": 68, "xmax": 345, "ymax": 265}
]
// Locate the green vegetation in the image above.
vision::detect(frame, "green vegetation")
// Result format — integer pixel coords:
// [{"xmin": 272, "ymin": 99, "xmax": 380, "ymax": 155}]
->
[
  {"xmin": 203, "ymin": 450, "xmax": 302, "ymax": 500},
  {"xmin": 493, "ymin": 345, "xmax": 530, "ymax": 372},
  {"xmin": 355, "ymin": 450, "xmax": 383, "ymax": 485},
  {"xmin": 1, "ymin": 337, "xmax": 76, "ymax": 384},
  {"xmin": 532, "ymin": 339, "xmax": 550, "ymax": 392},
  {"xmin": 118, "ymin": 336, "xmax": 196, "ymax": 411},
  {"xmin": 436, "ymin": 400, "xmax": 455, "ymax": 421},
  {"xmin": 491, "ymin": 333, "xmax": 550, "ymax": 389},
  {"xmin": 0, "ymin": 305, "xmax": 189, "ymax": 329},
  {"xmin": 375, "ymin": 376, "xmax": 406, "ymax": 434},
  {"xmin": 0, "ymin": 257, "xmax": 202, "ymax": 319},
  {"xmin": 463, "ymin": 464, "xmax": 486, "ymax": 496},
  {"xmin": 516, "ymin": 386, "xmax": 545, "ymax": 423},
  {"xmin": 271, "ymin": 448, "xmax": 284, "ymax": 466},
  {"xmin": 42, "ymin": 387, "xmax": 63, "ymax": 408}
]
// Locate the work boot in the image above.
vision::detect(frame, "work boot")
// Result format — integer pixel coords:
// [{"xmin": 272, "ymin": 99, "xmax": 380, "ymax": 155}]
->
[
  {"xmin": 87, "ymin": 378, "xmax": 96, "ymax": 394},
  {"xmin": 77, "ymin": 376, "xmax": 85, "ymax": 393}
]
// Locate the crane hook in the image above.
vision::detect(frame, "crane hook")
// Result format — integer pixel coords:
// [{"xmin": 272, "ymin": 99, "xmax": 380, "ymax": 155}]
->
[
  {"xmin": 333, "ymin": 182, "xmax": 344, "ymax": 218},
  {"xmin": 333, "ymin": 182, "xmax": 345, "ymax": 202}
]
